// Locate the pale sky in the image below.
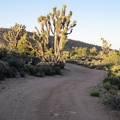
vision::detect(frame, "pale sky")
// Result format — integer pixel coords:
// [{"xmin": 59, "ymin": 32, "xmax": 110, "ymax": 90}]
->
[{"xmin": 0, "ymin": 0, "xmax": 120, "ymax": 50}]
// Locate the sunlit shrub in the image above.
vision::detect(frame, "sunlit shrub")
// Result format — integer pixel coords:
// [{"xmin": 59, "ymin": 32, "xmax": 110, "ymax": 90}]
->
[{"xmin": 90, "ymin": 90, "xmax": 100, "ymax": 97}]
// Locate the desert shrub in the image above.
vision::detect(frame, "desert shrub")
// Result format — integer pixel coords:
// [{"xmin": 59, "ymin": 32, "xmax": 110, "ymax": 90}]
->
[
  {"xmin": 51, "ymin": 61, "xmax": 63, "ymax": 71},
  {"xmin": 57, "ymin": 61, "xmax": 65, "ymax": 69},
  {"xmin": 4, "ymin": 67, "xmax": 16, "ymax": 78},
  {"xmin": 31, "ymin": 57, "xmax": 41, "ymax": 66},
  {"xmin": 102, "ymin": 94, "xmax": 113, "ymax": 105},
  {"xmin": 34, "ymin": 66, "xmax": 45, "ymax": 77},
  {"xmin": 109, "ymin": 95, "xmax": 120, "ymax": 110},
  {"xmin": 0, "ymin": 64, "xmax": 6, "ymax": 80},
  {"xmin": 71, "ymin": 47, "xmax": 89, "ymax": 57},
  {"xmin": 103, "ymin": 76, "xmax": 114, "ymax": 84},
  {"xmin": 0, "ymin": 72, "xmax": 5, "ymax": 80},
  {"xmin": 37, "ymin": 63, "xmax": 60, "ymax": 76},
  {"xmin": 10, "ymin": 66, "xmax": 17, "ymax": 73},
  {"xmin": 24, "ymin": 64, "xmax": 35, "ymax": 75},
  {"xmin": 36, "ymin": 63, "xmax": 49, "ymax": 73},
  {"xmin": 104, "ymin": 76, "xmax": 120, "ymax": 90},
  {"xmin": 109, "ymin": 89, "xmax": 117, "ymax": 95},
  {"xmin": 103, "ymin": 82, "xmax": 111, "ymax": 91},
  {"xmin": 20, "ymin": 71, "xmax": 25, "ymax": 77},
  {"xmin": 53, "ymin": 66, "xmax": 62, "ymax": 75},
  {"xmin": 70, "ymin": 55, "xmax": 77, "ymax": 60},
  {"xmin": 111, "ymin": 86, "xmax": 119, "ymax": 91},
  {"xmin": 24, "ymin": 64, "xmax": 46, "ymax": 77},
  {"xmin": 0, "ymin": 47, "xmax": 8, "ymax": 59},
  {"xmin": 90, "ymin": 90, "xmax": 100, "ymax": 97},
  {"xmin": 102, "ymin": 76, "xmax": 120, "ymax": 110},
  {"xmin": 103, "ymin": 95, "xmax": 120, "ymax": 110},
  {"xmin": 45, "ymin": 67, "xmax": 55, "ymax": 76},
  {"xmin": 103, "ymin": 76, "xmax": 120, "ymax": 90},
  {"xmin": 0, "ymin": 62, "xmax": 17, "ymax": 80},
  {"xmin": 107, "ymin": 72, "xmax": 114, "ymax": 77},
  {"xmin": 102, "ymin": 50, "xmax": 119, "ymax": 65},
  {"xmin": 8, "ymin": 57, "xmax": 25, "ymax": 72},
  {"xmin": 110, "ymin": 77, "xmax": 120, "ymax": 90}
]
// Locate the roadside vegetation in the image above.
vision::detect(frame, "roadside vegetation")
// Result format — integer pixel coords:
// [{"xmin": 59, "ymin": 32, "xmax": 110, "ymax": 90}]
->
[{"xmin": 66, "ymin": 37, "xmax": 120, "ymax": 112}]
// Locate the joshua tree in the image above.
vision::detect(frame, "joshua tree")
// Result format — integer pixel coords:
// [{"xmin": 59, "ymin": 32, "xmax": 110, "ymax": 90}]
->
[
  {"xmin": 90, "ymin": 46, "xmax": 97, "ymax": 56},
  {"xmin": 31, "ymin": 4, "xmax": 77, "ymax": 63},
  {"xmin": 3, "ymin": 23, "xmax": 26, "ymax": 50},
  {"xmin": 101, "ymin": 38, "xmax": 111, "ymax": 54}
]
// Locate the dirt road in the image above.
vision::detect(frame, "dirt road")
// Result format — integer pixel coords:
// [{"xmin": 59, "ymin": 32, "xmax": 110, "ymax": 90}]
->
[{"xmin": 0, "ymin": 63, "xmax": 118, "ymax": 120}]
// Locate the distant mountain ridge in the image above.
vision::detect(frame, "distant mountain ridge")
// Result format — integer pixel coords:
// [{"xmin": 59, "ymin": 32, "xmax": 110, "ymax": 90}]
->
[
  {"xmin": 0, "ymin": 28, "xmax": 102, "ymax": 51},
  {"xmin": 64, "ymin": 39, "xmax": 102, "ymax": 51}
]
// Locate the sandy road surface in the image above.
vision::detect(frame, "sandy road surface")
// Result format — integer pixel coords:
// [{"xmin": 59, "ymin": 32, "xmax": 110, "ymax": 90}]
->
[{"xmin": 0, "ymin": 63, "xmax": 118, "ymax": 120}]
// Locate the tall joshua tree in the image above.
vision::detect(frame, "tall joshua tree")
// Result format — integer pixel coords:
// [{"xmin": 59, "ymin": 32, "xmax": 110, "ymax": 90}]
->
[
  {"xmin": 32, "ymin": 4, "xmax": 77, "ymax": 63},
  {"xmin": 3, "ymin": 23, "xmax": 26, "ymax": 50},
  {"xmin": 101, "ymin": 38, "xmax": 111, "ymax": 54}
]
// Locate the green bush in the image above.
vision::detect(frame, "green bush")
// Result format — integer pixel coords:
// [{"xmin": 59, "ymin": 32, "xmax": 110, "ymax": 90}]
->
[
  {"xmin": 109, "ymin": 89, "xmax": 117, "ymax": 95},
  {"xmin": 0, "ymin": 66, "xmax": 5, "ymax": 80},
  {"xmin": 57, "ymin": 61, "xmax": 65, "ymax": 69},
  {"xmin": 34, "ymin": 66, "xmax": 45, "ymax": 77},
  {"xmin": 36, "ymin": 63, "xmax": 49, "ymax": 73},
  {"xmin": 0, "ymin": 62, "xmax": 17, "ymax": 80},
  {"xmin": 102, "ymin": 94, "xmax": 113, "ymax": 105},
  {"xmin": 111, "ymin": 86, "xmax": 119, "ymax": 91},
  {"xmin": 103, "ymin": 77, "xmax": 114, "ymax": 84},
  {"xmin": 0, "ymin": 48, "xmax": 8, "ymax": 59},
  {"xmin": 107, "ymin": 72, "xmax": 114, "ymax": 77},
  {"xmin": 90, "ymin": 90, "xmax": 100, "ymax": 97},
  {"xmin": 24, "ymin": 64, "xmax": 46, "ymax": 77},
  {"xmin": 103, "ymin": 94, "xmax": 120, "ymax": 111},
  {"xmin": 8, "ymin": 57, "xmax": 25, "ymax": 72},
  {"xmin": 101, "ymin": 50, "xmax": 120, "ymax": 66},
  {"xmin": 24, "ymin": 64, "xmax": 35, "ymax": 75},
  {"xmin": 30, "ymin": 56, "xmax": 41, "ymax": 66},
  {"xmin": 111, "ymin": 77, "xmax": 120, "ymax": 90},
  {"xmin": 110, "ymin": 95, "xmax": 120, "ymax": 110},
  {"xmin": 53, "ymin": 67, "xmax": 62, "ymax": 75},
  {"xmin": 103, "ymin": 82, "xmax": 111, "ymax": 91},
  {"xmin": 103, "ymin": 76, "xmax": 120, "ymax": 90},
  {"xmin": 4, "ymin": 67, "xmax": 16, "ymax": 78},
  {"xmin": 46, "ymin": 67, "xmax": 55, "ymax": 76}
]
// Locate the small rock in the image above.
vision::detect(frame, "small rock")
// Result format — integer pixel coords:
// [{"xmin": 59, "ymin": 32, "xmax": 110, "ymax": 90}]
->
[
  {"xmin": 69, "ymin": 111, "xmax": 76, "ymax": 114},
  {"xmin": 54, "ymin": 113, "xmax": 59, "ymax": 117}
]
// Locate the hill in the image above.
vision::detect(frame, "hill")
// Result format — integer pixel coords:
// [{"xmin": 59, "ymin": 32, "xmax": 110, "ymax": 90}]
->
[
  {"xmin": 64, "ymin": 39, "xmax": 102, "ymax": 51},
  {"xmin": 0, "ymin": 28, "xmax": 102, "ymax": 51}
]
